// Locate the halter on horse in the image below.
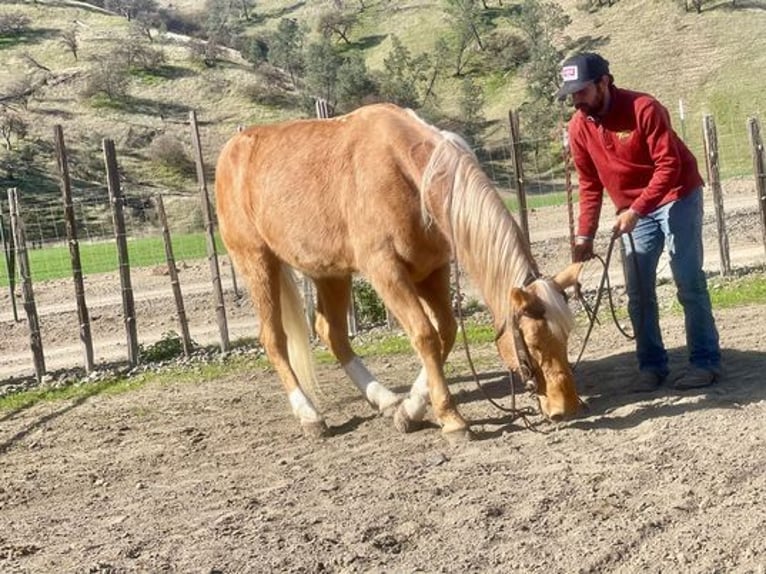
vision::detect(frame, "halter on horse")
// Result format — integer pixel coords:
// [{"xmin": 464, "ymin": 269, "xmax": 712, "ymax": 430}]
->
[{"xmin": 215, "ymin": 103, "xmax": 582, "ymax": 440}]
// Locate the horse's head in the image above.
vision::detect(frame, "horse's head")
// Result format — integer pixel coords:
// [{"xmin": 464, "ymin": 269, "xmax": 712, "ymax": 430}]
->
[{"xmin": 496, "ymin": 263, "xmax": 582, "ymax": 421}]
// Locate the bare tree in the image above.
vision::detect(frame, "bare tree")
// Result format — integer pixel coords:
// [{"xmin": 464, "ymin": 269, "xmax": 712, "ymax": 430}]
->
[
  {"xmin": 0, "ymin": 109, "xmax": 28, "ymax": 151},
  {"xmin": 82, "ymin": 55, "xmax": 130, "ymax": 100},
  {"xmin": 317, "ymin": 8, "xmax": 359, "ymax": 44},
  {"xmin": 61, "ymin": 26, "xmax": 79, "ymax": 61}
]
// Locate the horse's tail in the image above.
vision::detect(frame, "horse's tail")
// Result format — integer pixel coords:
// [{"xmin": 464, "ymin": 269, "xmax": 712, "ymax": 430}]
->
[{"xmin": 279, "ymin": 263, "xmax": 321, "ymax": 402}]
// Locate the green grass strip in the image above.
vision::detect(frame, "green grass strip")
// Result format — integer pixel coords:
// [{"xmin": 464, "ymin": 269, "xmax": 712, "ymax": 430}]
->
[{"xmin": 1, "ymin": 232, "xmax": 227, "ymax": 286}]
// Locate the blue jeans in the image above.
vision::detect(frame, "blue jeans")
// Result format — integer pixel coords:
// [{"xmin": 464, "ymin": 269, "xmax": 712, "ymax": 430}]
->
[{"xmin": 621, "ymin": 188, "xmax": 720, "ymax": 375}]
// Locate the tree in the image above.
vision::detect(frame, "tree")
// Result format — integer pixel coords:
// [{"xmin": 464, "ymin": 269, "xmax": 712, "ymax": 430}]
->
[
  {"xmin": 82, "ymin": 55, "xmax": 131, "ymax": 101},
  {"xmin": 515, "ymin": 0, "xmax": 570, "ymax": 105},
  {"xmin": 336, "ymin": 53, "xmax": 377, "ymax": 111},
  {"xmin": 441, "ymin": 0, "xmax": 492, "ymax": 76},
  {"xmin": 0, "ymin": 109, "xmax": 27, "ymax": 151},
  {"xmin": 235, "ymin": 0, "xmax": 255, "ymax": 21},
  {"xmin": 458, "ymin": 77, "xmax": 485, "ymax": 143},
  {"xmin": 268, "ymin": 18, "xmax": 306, "ymax": 89},
  {"xmin": 317, "ymin": 7, "xmax": 359, "ymax": 45},
  {"xmin": 204, "ymin": 0, "xmax": 242, "ymax": 50},
  {"xmin": 60, "ymin": 26, "xmax": 79, "ymax": 61},
  {"xmin": 105, "ymin": 0, "xmax": 159, "ymax": 22},
  {"xmin": 116, "ymin": 27, "xmax": 165, "ymax": 70},
  {"xmin": 514, "ymin": 0, "xmax": 570, "ymax": 158},
  {"xmin": 304, "ymin": 37, "xmax": 342, "ymax": 104},
  {"xmin": 378, "ymin": 36, "xmax": 431, "ymax": 108}
]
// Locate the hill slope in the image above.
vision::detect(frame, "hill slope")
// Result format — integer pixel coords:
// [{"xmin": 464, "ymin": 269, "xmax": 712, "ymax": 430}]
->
[{"xmin": 0, "ymin": 0, "xmax": 764, "ymax": 216}]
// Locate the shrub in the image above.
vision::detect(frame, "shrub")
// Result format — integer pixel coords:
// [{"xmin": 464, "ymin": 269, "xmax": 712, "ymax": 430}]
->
[
  {"xmin": 139, "ymin": 331, "xmax": 192, "ymax": 362},
  {"xmin": 352, "ymin": 278, "xmax": 386, "ymax": 326},
  {"xmin": 148, "ymin": 134, "xmax": 194, "ymax": 176},
  {"xmin": 0, "ymin": 12, "xmax": 30, "ymax": 35}
]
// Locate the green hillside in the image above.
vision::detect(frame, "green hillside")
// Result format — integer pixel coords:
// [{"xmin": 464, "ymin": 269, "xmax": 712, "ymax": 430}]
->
[{"xmin": 0, "ymin": 0, "xmax": 764, "ymax": 232}]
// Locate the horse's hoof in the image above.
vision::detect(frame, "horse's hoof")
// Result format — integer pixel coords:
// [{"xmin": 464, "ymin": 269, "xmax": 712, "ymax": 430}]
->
[
  {"xmin": 301, "ymin": 419, "xmax": 328, "ymax": 439},
  {"xmin": 393, "ymin": 405, "xmax": 422, "ymax": 434},
  {"xmin": 379, "ymin": 395, "xmax": 404, "ymax": 418},
  {"xmin": 442, "ymin": 427, "xmax": 475, "ymax": 444}
]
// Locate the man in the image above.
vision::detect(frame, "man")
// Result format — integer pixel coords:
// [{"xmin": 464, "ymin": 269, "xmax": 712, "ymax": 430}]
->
[{"xmin": 557, "ymin": 52, "xmax": 721, "ymax": 391}]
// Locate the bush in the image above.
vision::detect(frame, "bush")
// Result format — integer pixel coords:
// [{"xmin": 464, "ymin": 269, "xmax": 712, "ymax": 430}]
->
[
  {"xmin": 0, "ymin": 12, "xmax": 30, "ymax": 35},
  {"xmin": 148, "ymin": 134, "xmax": 194, "ymax": 176},
  {"xmin": 352, "ymin": 278, "xmax": 386, "ymax": 326},
  {"xmin": 139, "ymin": 331, "xmax": 192, "ymax": 362},
  {"xmin": 82, "ymin": 56, "xmax": 130, "ymax": 101}
]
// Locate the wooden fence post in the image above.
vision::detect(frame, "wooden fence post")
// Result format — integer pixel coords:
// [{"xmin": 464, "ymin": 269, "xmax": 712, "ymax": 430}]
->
[
  {"xmin": 155, "ymin": 194, "xmax": 193, "ymax": 357},
  {"xmin": 189, "ymin": 110, "xmax": 230, "ymax": 353},
  {"xmin": 54, "ymin": 125, "xmax": 94, "ymax": 373},
  {"xmin": 103, "ymin": 138, "xmax": 140, "ymax": 366},
  {"xmin": 0, "ymin": 210, "xmax": 18, "ymax": 322},
  {"xmin": 747, "ymin": 117, "xmax": 766, "ymax": 259},
  {"xmin": 312, "ymin": 98, "xmax": 359, "ymax": 337},
  {"xmin": 8, "ymin": 188, "xmax": 46, "ymax": 381},
  {"xmin": 702, "ymin": 115, "xmax": 731, "ymax": 276},
  {"xmin": 508, "ymin": 108, "xmax": 530, "ymax": 243}
]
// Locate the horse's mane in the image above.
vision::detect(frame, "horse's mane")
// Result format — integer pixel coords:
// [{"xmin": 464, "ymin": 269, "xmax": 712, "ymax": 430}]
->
[{"xmin": 416, "ymin": 121, "xmax": 573, "ymax": 339}]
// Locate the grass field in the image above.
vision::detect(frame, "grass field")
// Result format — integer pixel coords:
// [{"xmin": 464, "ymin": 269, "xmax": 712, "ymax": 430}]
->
[{"xmin": 0, "ymin": 232, "xmax": 225, "ymax": 286}]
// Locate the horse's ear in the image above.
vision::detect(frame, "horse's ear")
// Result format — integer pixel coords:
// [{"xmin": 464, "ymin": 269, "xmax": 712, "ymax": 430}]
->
[
  {"xmin": 552, "ymin": 262, "xmax": 583, "ymax": 290},
  {"xmin": 510, "ymin": 287, "xmax": 546, "ymax": 319}
]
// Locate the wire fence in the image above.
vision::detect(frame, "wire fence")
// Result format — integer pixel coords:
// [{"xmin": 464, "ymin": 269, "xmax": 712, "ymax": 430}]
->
[{"xmin": 1, "ymin": 104, "xmax": 765, "ymax": 383}]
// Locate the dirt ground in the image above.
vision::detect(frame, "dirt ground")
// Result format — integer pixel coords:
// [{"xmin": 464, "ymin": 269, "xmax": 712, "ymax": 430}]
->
[{"xmin": 1, "ymin": 182, "xmax": 765, "ymax": 573}]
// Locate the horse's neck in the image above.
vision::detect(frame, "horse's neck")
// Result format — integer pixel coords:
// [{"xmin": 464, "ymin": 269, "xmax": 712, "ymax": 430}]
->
[
  {"xmin": 453, "ymin": 210, "xmax": 537, "ymax": 321},
  {"xmin": 429, "ymin": 146, "xmax": 537, "ymax": 322}
]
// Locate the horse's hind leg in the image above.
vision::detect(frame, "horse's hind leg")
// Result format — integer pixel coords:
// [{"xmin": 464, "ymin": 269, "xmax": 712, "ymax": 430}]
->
[
  {"xmin": 231, "ymin": 248, "xmax": 326, "ymax": 437},
  {"xmin": 313, "ymin": 276, "xmax": 401, "ymax": 416}
]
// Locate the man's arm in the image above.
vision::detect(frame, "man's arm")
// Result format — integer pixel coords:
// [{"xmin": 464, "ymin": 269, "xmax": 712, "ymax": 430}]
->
[
  {"xmin": 629, "ymin": 99, "xmax": 683, "ymax": 216},
  {"xmin": 570, "ymin": 127, "xmax": 604, "ymax": 260}
]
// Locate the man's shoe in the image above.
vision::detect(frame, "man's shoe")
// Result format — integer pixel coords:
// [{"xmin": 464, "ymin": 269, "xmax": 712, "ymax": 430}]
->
[
  {"xmin": 629, "ymin": 370, "xmax": 665, "ymax": 393},
  {"xmin": 671, "ymin": 367, "xmax": 719, "ymax": 390}
]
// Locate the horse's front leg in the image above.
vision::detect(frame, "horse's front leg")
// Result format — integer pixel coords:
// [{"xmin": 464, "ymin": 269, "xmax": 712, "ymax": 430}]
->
[{"xmin": 366, "ymin": 261, "xmax": 470, "ymax": 440}]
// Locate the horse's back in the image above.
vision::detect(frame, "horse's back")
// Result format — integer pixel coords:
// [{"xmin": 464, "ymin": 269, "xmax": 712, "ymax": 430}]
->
[{"xmin": 215, "ymin": 103, "xmax": 449, "ymax": 278}]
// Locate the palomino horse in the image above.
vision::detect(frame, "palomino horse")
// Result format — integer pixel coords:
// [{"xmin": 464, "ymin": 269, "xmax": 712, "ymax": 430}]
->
[{"xmin": 215, "ymin": 103, "xmax": 582, "ymax": 440}]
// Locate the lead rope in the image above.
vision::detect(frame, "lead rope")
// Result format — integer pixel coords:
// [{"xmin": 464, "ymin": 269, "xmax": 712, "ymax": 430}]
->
[
  {"xmin": 571, "ymin": 232, "xmax": 641, "ymax": 371},
  {"xmin": 451, "ymin": 258, "xmax": 539, "ymax": 430}
]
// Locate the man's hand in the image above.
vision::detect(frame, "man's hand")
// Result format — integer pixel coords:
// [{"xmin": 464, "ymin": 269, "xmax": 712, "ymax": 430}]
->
[
  {"xmin": 573, "ymin": 237, "xmax": 594, "ymax": 262},
  {"xmin": 612, "ymin": 208, "xmax": 639, "ymax": 237}
]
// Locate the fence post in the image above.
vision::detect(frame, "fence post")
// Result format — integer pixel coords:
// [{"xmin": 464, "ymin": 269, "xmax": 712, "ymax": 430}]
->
[
  {"xmin": 701, "ymin": 115, "xmax": 731, "ymax": 276},
  {"xmin": 747, "ymin": 117, "xmax": 766, "ymax": 259},
  {"xmin": 155, "ymin": 194, "xmax": 193, "ymax": 357},
  {"xmin": 508, "ymin": 109, "xmax": 530, "ymax": 243},
  {"xmin": 313, "ymin": 98, "xmax": 359, "ymax": 337},
  {"xmin": 54, "ymin": 125, "xmax": 94, "ymax": 373},
  {"xmin": 8, "ymin": 188, "xmax": 46, "ymax": 381},
  {"xmin": 0, "ymin": 210, "xmax": 18, "ymax": 322},
  {"xmin": 103, "ymin": 138, "xmax": 140, "ymax": 366},
  {"xmin": 189, "ymin": 110, "xmax": 230, "ymax": 353}
]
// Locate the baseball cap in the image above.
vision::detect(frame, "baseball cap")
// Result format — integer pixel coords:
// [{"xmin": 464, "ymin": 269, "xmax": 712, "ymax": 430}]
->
[{"xmin": 555, "ymin": 53, "xmax": 610, "ymax": 100}]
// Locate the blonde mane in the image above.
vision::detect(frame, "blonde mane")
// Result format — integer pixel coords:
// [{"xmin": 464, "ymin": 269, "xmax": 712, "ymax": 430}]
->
[{"xmin": 421, "ymin": 135, "xmax": 573, "ymax": 339}]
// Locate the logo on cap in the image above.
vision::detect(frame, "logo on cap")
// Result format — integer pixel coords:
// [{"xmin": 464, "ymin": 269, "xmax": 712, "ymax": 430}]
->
[{"xmin": 561, "ymin": 65, "xmax": 579, "ymax": 81}]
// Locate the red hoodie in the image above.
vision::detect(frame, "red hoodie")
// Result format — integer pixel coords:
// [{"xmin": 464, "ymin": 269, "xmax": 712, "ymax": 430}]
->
[{"xmin": 568, "ymin": 86, "xmax": 704, "ymax": 239}]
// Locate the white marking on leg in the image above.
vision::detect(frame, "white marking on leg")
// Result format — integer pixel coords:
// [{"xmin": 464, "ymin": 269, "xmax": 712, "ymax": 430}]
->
[
  {"xmin": 343, "ymin": 357, "xmax": 399, "ymax": 411},
  {"xmin": 288, "ymin": 388, "xmax": 322, "ymax": 423},
  {"xmin": 402, "ymin": 367, "xmax": 429, "ymax": 421}
]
